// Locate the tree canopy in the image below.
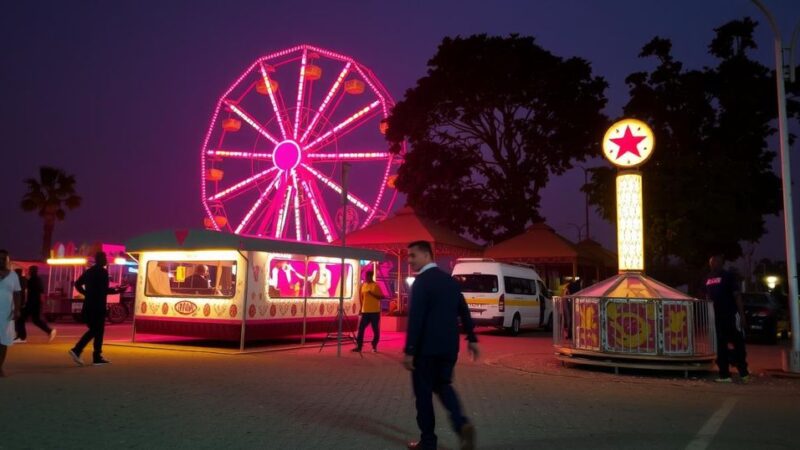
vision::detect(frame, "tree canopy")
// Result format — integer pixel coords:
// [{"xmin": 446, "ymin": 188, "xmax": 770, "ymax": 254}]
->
[{"xmin": 387, "ymin": 34, "xmax": 608, "ymax": 243}]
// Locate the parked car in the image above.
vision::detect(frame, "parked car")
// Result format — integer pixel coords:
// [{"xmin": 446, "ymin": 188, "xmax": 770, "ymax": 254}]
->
[{"xmin": 742, "ymin": 292, "xmax": 788, "ymax": 344}]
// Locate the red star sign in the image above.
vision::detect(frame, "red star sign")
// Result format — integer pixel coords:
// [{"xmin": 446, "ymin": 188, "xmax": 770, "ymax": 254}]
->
[{"xmin": 610, "ymin": 126, "xmax": 646, "ymax": 160}]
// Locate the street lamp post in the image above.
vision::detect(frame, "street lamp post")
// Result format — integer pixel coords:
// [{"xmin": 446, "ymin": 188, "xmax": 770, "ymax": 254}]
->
[
  {"xmin": 577, "ymin": 165, "xmax": 592, "ymax": 241},
  {"xmin": 751, "ymin": 0, "xmax": 800, "ymax": 372}
]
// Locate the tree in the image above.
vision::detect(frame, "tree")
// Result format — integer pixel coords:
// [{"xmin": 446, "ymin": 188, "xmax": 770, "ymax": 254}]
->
[
  {"xmin": 386, "ymin": 34, "xmax": 608, "ymax": 243},
  {"xmin": 585, "ymin": 18, "xmax": 797, "ymax": 278},
  {"xmin": 21, "ymin": 166, "xmax": 82, "ymax": 259}
]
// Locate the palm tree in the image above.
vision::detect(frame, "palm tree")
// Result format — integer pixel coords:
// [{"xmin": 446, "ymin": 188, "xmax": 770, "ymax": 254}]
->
[{"xmin": 20, "ymin": 166, "xmax": 82, "ymax": 260}]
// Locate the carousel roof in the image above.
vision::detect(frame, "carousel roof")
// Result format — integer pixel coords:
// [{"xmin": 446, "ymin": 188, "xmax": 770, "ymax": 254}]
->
[{"xmin": 572, "ymin": 271, "xmax": 694, "ymax": 300}]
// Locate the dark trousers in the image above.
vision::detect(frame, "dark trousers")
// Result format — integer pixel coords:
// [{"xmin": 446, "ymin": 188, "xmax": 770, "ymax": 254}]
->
[
  {"xmin": 412, "ymin": 354, "xmax": 468, "ymax": 449},
  {"xmin": 15, "ymin": 302, "xmax": 52, "ymax": 340},
  {"xmin": 72, "ymin": 313, "xmax": 105, "ymax": 359},
  {"xmin": 355, "ymin": 312, "xmax": 380, "ymax": 349},
  {"xmin": 715, "ymin": 314, "xmax": 749, "ymax": 378}
]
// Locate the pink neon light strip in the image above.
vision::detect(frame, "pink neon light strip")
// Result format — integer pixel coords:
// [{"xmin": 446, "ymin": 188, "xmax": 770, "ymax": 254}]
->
[
  {"xmin": 363, "ymin": 154, "xmax": 394, "ymax": 225},
  {"xmin": 225, "ymin": 101, "xmax": 280, "ymax": 145},
  {"xmin": 259, "ymin": 62, "xmax": 288, "ymax": 140},
  {"xmin": 207, "ymin": 150, "xmax": 272, "ymax": 160},
  {"xmin": 294, "ymin": 49, "xmax": 307, "ymax": 139},
  {"xmin": 303, "ymin": 100, "xmax": 380, "ymax": 151},
  {"xmin": 306, "ymin": 152, "xmax": 391, "ymax": 161},
  {"xmin": 300, "ymin": 62, "xmax": 351, "ymax": 144},
  {"xmin": 209, "ymin": 167, "xmax": 278, "ymax": 201},
  {"xmin": 275, "ymin": 183, "xmax": 293, "ymax": 238},
  {"xmin": 301, "ymin": 179, "xmax": 333, "ymax": 243},
  {"xmin": 235, "ymin": 174, "xmax": 281, "ymax": 234},
  {"xmin": 301, "ymin": 164, "xmax": 371, "ymax": 213},
  {"xmin": 291, "ymin": 171, "xmax": 302, "ymax": 241}
]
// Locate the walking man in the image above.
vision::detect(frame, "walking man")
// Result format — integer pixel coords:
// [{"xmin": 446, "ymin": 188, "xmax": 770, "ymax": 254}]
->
[
  {"xmin": 352, "ymin": 270, "xmax": 384, "ymax": 353},
  {"xmin": 15, "ymin": 265, "xmax": 56, "ymax": 343},
  {"xmin": 68, "ymin": 252, "xmax": 126, "ymax": 366},
  {"xmin": 705, "ymin": 254, "xmax": 749, "ymax": 383},
  {"xmin": 0, "ymin": 249, "xmax": 23, "ymax": 377},
  {"xmin": 404, "ymin": 240, "xmax": 479, "ymax": 450}
]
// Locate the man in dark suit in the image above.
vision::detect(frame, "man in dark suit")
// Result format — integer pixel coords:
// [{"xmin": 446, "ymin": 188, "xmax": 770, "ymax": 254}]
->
[{"xmin": 404, "ymin": 240, "xmax": 479, "ymax": 450}]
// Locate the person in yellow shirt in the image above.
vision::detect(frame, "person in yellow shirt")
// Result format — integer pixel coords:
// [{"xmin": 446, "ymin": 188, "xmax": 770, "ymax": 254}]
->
[{"xmin": 352, "ymin": 270, "xmax": 385, "ymax": 353}]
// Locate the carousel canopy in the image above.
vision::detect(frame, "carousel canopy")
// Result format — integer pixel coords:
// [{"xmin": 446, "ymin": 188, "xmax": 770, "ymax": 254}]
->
[
  {"xmin": 573, "ymin": 272, "xmax": 693, "ymax": 300},
  {"xmin": 336, "ymin": 206, "xmax": 483, "ymax": 256}
]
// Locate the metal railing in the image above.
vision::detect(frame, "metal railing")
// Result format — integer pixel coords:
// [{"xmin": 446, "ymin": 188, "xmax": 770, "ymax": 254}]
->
[{"xmin": 553, "ymin": 296, "xmax": 716, "ymax": 359}]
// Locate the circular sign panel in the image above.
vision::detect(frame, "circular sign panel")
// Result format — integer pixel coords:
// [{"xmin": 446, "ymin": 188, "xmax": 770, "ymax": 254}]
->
[{"xmin": 602, "ymin": 119, "xmax": 655, "ymax": 168}]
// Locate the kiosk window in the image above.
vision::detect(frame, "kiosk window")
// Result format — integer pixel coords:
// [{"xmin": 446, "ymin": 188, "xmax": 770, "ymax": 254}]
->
[
  {"xmin": 268, "ymin": 257, "xmax": 354, "ymax": 299},
  {"xmin": 145, "ymin": 260, "xmax": 237, "ymax": 298}
]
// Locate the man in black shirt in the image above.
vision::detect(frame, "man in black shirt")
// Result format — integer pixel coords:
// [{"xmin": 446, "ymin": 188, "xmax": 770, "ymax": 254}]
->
[
  {"xmin": 15, "ymin": 266, "xmax": 56, "ymax": 342},
  {"xmin": 705, "ymin": 255, "xmax": 749, "ymax": 383},
  {"xmin": 68, "ymin": 252, "xmax": 126, "ymax": 366}
]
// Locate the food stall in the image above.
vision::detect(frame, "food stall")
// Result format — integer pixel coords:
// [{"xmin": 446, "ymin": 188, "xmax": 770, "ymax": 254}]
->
[
  {"xmin": 45, "ymin": 243, "xmax": 134, "ymax": 323},
  {"xmin": 125, "ymin": 229, "xmax": 383, "ymax": 349}
]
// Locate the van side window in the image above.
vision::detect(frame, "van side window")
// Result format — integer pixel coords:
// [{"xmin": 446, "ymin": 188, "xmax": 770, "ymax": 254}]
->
[{"xmin": 504, "ymin": 276, "xmax": 536, "ymax": 296}]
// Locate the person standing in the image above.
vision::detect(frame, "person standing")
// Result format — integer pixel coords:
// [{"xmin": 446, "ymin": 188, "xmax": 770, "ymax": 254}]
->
[
  {"xmin": 705, "ymin": 254, "xmax": 749, "ymax": 383},
  {"xmin": 15, "ymin": 265, "xmax": 56, "ymax": 343},
  {"xmin": 352, "ymin": 270, "xmax": 384, "ymax": 353},
  {"xmin": 0, "ymin": 250, "xmax": 23, "ymax": 377},
  {"xmin": 68, "ymin": 252, "xmax": 126, "ymax": 366},
  {"xmin": 403, "ymin": 240, "xmax": 479, "ymax": 450}
]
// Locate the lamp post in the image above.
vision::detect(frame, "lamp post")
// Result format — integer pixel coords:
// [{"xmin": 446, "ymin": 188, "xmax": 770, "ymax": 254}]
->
[
  {"xmin": 577, "ymin": 165, "xmax": 593, "ymax": 240},
  {"xmin": 751, "ymin": 0, "xmax": 800, "ymax": 372}
]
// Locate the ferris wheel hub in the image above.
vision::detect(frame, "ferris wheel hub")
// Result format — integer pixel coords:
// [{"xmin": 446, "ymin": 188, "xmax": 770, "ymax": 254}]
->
[{"xmin": 272, "ymin": 139, "xmax": 302, "ymax": 171}]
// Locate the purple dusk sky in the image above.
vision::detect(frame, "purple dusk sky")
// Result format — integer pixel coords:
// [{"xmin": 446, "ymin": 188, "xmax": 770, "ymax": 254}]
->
[{"xmin": 2, "ymin": 0, "xmax": 799, "ymax": 261}]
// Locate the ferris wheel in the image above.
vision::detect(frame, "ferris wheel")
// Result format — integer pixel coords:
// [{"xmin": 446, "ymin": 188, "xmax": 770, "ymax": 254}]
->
[{"xmin": 200, "ymin": 45, "xmax": 403, "ymax": 242}]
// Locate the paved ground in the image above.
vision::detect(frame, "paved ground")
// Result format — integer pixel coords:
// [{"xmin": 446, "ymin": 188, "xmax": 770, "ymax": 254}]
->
[{"xmin": 1, "ymin": 322, "xmax": 799, "ymax": 449}]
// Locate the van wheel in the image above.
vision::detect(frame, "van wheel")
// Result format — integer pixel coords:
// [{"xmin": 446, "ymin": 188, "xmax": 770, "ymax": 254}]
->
[{"xmin": 508, "ymin": 314, "xmax": 521, "ymax": 336}]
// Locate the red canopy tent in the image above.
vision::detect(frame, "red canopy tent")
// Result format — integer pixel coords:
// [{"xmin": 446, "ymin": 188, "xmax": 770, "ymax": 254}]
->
[
  {"xmin": 337, "ymin": 207, "xmax": 483, "ymax": 309},
  {"xmin": 484, "ymin": 223, "xmax": 616, "ymax": 289}
]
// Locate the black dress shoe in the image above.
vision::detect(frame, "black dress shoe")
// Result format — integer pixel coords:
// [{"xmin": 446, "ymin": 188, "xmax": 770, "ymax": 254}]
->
[{"xmin": 459, "ymin": 423, "xmax": 475, "ymax": 450}]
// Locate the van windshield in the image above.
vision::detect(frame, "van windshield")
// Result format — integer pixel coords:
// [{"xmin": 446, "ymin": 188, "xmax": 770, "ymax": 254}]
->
[{"xmin": 454, "ymin": 274, "xmax": 499, "ymax": 293}]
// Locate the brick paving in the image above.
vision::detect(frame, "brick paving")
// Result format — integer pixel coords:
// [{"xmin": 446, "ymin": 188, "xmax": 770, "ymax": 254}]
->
[{"xmin": 1, "ymin": 323, "xmax": 799, "ymax": 449}]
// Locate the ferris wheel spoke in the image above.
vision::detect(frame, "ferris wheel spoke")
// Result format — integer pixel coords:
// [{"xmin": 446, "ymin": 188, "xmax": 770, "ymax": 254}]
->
[
  {"xmin": 235, "ymin": 173, "xmax": 282, "ymax": 234},
  {"xmin": 208, "ymin": 167, "xmax": 278, "ymax": 201},
  {"xmin": 224, "ymin": 100, "xmax": 280, "ymax": 145},
  {"xmin": 207, "ymin": 150, "xmax": 272, "ymax": 160},
  {"xmin": 275, "ymin": 179, "xmax": 294, "ymax": 238},
  {"xmin": 303, "ymin": 100, "xmax": 381, "ymax": 152},
  {"xmin": 293, "ymin": 49, "xmax": 308, "ymax": 140},
  {"xmin": 299, "ymin": 62, "xmax": 351, "ymax": 144},
  {"xmin": 301, "ymin": 178, "xmax": 335, "ymax": 243},
  {"xmin": 300, "ymin": 164, "xmax": 372, "ymax": 214},
  {"xmin": 306, "ymin": 151, "xmax": 392, "ymax": 162},
  {"xmin": 259, "ymin": 62, "xmax": 289, "ymax": 140}
]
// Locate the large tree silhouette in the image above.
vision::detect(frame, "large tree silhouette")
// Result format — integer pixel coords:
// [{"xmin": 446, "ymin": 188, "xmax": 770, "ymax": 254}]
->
[{"xmin": 387, "ymin": 34, "xmax": 608, "ymax": 243}]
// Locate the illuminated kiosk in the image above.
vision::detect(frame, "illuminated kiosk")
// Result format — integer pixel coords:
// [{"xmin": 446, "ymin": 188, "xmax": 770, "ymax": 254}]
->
[
  {"xmin": 126, "ymin": 229, "xmax": 382, "ymax": 350},
  {"xmin": 553, "ymin": 119, "xmax": 716, "ymax": 374}
]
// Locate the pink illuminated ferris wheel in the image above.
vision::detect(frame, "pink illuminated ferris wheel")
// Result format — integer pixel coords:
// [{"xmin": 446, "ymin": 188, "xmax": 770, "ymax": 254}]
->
[{"xmin": 200, "ymin": 45, "xmax": 403, "ymax": 242}]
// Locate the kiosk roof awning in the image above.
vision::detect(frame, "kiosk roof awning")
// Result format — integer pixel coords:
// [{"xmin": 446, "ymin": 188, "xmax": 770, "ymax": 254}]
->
[{"xmin": 126, "ymin": 229, "xmax": 385, "ymax": 261}]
